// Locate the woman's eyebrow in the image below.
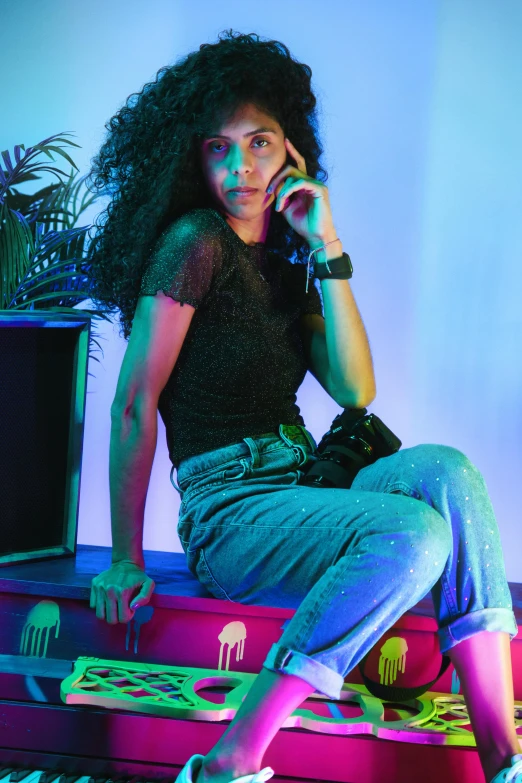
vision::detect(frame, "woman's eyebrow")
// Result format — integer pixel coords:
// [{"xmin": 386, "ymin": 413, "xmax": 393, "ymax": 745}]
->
[{"xmin": 205, "ymin": 126, "xmax": 277, "ymax": 140}]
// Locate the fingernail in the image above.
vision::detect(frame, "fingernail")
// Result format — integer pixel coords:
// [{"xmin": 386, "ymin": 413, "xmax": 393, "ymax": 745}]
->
[
  {"xmin": 130, "ymin": 603, "xmax": 138, "ymax": 610},
  {"xmin": 267, "ymin": 185, "xmax": 272, "ymax": 194}
]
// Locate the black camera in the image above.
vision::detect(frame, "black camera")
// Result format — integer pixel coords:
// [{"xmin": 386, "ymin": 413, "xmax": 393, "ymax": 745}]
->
[{"xmin": 298, "ymin": 408, "xmax": 402, "ymax": 489}]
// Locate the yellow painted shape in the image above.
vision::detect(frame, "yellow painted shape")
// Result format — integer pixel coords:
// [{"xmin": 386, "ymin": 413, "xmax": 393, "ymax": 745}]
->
[
  {"xmin": 378, "ymin": 636, "xmax": 408, "ymax": 686},
  {"xmin": 20, "ymin": 600, "xmax": 60, "ymax": 658}
]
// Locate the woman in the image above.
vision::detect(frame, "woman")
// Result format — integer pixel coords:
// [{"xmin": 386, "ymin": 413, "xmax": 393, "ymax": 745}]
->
[{"xmin": 87, "ymin": 31, "xmax": 520, "ymax": 783}]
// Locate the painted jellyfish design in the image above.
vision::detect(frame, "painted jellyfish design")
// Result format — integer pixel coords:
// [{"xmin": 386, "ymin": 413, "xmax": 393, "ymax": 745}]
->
[
  {"xmin": 378, "ymin": 636, "xmax": 408, "ymax": 686},
  {"xmin": 20, "ymin": 600, "xmax": 60, "ymax": 658},
  {"xmin": 218, "ymin": 621, "xmax": 247, "ymax": 672},
  {"xmin": 125, "ymin": 605, "xmax": 154, "ymax": 654},
  {"xmin": 451, "ymin": 668, "xmax": 461, "ymax": 694}
]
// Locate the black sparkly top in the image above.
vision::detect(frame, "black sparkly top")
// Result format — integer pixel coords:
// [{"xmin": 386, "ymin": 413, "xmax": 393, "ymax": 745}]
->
[{"xmin": 138, "ymin": 207, "xmax": 324, "ymax": 468}]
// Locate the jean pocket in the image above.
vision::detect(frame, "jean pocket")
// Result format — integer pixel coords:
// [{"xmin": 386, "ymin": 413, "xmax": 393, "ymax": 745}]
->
[
  {"xmin": 386, "ymin": 480, "xmax": 422, "ymax": 500},
  {"xmin": 194, "ymin": 548, "xmax": 233, "ymax": 601},
  {"xmin": 182, "ymin": 457, "xmax": 252, "ymax": 504}
]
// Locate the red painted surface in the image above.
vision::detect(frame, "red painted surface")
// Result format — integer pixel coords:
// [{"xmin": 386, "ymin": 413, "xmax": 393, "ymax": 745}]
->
[{"xmin": 0, "ymin": 545, "xmax": 520, "ymax": 783}]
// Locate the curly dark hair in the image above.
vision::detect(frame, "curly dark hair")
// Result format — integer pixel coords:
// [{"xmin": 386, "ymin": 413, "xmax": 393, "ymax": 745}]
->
[{"xmin": 84, "ymin": 29, "xmax": 328, "ymax": 341}]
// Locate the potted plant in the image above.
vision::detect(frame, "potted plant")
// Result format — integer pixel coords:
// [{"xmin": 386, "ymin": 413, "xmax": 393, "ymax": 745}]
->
[{"xmin": 0, "ymin": 130, "xmax": 111, "ymax": 370}]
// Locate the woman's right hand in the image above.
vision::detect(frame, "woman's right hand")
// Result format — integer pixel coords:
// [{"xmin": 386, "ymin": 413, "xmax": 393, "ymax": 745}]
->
[{"xmin": 90, "ymin": 560, "xmax": 156, "ymax": 624}]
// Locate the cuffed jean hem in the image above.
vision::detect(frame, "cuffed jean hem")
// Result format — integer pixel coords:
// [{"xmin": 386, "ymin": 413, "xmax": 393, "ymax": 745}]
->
[
  {"xmin": 437, "ymin": 607, "xmax": 519, "ymax": 654},
  {"xmin": 262, "ymin": 642, "xmax": 345, "ymax": 701}
]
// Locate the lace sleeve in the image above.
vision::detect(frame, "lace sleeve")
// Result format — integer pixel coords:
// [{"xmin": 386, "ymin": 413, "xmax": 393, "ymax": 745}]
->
[{"xmin": 139, "ymin": 210, "xmax": 222, "ymax": 308}]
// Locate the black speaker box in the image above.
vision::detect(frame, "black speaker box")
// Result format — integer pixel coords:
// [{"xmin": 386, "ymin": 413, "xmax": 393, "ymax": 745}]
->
[{"xmin": 0, "ymin": 311, "xmax": 91, "ymax": 566}]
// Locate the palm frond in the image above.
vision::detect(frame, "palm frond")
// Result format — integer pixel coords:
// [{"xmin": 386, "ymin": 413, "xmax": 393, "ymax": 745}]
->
[{"xmin": 0, "ymin": 132, "xmax": 116, "ymax": 379}]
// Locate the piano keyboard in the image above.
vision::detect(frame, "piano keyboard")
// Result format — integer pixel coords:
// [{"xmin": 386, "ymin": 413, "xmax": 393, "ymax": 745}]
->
[{"xmin": 0, "ymin": 770, "xmax": 174, "ymax": 783}]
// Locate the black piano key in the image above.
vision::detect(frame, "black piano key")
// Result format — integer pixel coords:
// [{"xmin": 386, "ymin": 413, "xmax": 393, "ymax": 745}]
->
[
  {"xmin": 92, "ymin": 777, "xmax": 128, "ymax": 783},
  {"xmin": 58, "ymin": 777, "xmax": 89, "ymax": 783},
  {"xmin": 38, "ymin": 772, "xmax": 63, "ymax": 783},
  {"xmin": 87, "ymin": 778, "xmax": 131, "ymax": 783},
  {"xmin": 0, "ymin": 771, "xmax": 15, "ymax": 781}
]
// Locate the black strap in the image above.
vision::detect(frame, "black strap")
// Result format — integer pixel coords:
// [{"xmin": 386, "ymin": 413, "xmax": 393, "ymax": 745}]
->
[{"xmin": 358, "ymin": 651, "xmax": 452, "ymax": 702}]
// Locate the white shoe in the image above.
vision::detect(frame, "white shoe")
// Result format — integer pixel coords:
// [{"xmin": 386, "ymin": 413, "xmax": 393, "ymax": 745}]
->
[
  {"xmin": 174, "ymin": 753, "xmax": 275, "ymax": 783},
  {"xmin": 489, "ymin": 755, "xmax": 522, "ymax": 783}
]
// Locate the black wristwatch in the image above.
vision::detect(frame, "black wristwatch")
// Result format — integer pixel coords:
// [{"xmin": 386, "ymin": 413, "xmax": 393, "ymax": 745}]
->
[{"xmin": 314, "ymin": 252, "xmax": 353, "ymax": 280}]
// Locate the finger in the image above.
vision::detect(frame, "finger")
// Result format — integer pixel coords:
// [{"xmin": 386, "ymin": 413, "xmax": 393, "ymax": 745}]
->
[
  {"xmin": 128, "ymin": 577, "xmax": 156, "ymax": 613},
  {"xmin": 95, "ymin": 589, "xmax": 106, "ymax": 621},
  {"xmin": 90, "ymin": 583, "xmax": 97, "ymax": 609},
  {"xmin": 99, "ymin": 586, "xmax": 116, "ymax": 624},
  {"xmin": 267, "ymin": 165, "xmax": 299, "ymax": 196},
  {"xmin": 133, "ymin": 578, "xmax": 156, "ymax": 609},
  {"xmin": 119, "ymin": 594, "xmax": 133, "ymax": 624},
  {"xmin": 284, "ymin": 139, "xmax": 307, "ymax": 174},
  {"xmin": 275, "ymin": 176, "xmax": 307, "ymax": 210},
  {"xmin": 124, "ymin": 584, "xmax": 143, "ymax": 618},
  {"xmin": 105, "ymin": 592, "xmax": 118, "ymax": 625},
  {"xmin": 276, "ymin": 179, "xmax": 318, "ymax": 211},
  {"xmin": 143, "ymin": 577, "xmax": 156, "ymax": 599},
  {"xmin": 274, "ymin": 176, "xmax": 293, "ymax": 208}
]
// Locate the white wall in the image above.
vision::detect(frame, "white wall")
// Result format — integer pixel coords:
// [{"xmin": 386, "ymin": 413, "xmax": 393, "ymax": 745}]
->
[{"xmin": 3, "ymin": 0, "xmax": 521, "ymax": 579}]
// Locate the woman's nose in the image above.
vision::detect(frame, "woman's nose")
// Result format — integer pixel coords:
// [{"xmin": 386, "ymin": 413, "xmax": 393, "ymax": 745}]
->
[{"xmin": 229, "ymin": 148, "xmax": 253, "ymax": 171}]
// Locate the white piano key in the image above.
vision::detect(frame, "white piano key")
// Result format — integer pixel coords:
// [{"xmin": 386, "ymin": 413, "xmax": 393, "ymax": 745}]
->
[{"xmin": 6, "ymin": 771, "xmax": 45, "ymax": 783}]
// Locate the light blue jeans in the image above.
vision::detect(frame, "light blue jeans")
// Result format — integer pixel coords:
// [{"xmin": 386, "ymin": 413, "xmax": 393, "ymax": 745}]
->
[{"xmin": 173, "ymin": 424, "xmax": 517, "ymax": 700}]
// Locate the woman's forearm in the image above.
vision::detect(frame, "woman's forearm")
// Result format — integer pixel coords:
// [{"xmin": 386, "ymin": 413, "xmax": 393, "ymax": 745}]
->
[
  {"xmin": 109, "ymin": 401, "xmax": 158, "ymax": 569},
  {"xmin": 312, "ymin": 236, "xmax": 376, "ymax": 407}
]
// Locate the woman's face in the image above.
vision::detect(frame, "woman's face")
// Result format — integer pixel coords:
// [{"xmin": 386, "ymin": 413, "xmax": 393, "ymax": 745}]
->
[{"xmin": 200, "ymin": 103, "xmax": 287, "ymax": 224}]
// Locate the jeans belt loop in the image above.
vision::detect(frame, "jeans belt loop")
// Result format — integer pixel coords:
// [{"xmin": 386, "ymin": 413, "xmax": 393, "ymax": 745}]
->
[
  {"xmin": 243, "ymin": 437, "xmax": 260, "ymax": 468},
  {"xmin": 170, "ymin": 464, "xmax": 183, "ymax": 495}
]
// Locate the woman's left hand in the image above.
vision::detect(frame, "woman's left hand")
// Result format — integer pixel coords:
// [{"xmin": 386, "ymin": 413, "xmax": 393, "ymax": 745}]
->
[{"xmin": 267, "ymin": 138, "xmax": 337, "ymax": 246}]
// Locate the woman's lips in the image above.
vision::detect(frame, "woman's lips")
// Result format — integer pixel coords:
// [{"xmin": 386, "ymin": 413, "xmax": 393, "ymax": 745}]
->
[{"xmin": 228, "ymin": 188, "xmax": 258, "ymax": 197}]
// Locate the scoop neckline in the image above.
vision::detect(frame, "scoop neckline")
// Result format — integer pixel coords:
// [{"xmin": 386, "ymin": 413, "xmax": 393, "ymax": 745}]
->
[{"xmin": 211, "ymin": 208, "xmax": 266, "ymax": 251}]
